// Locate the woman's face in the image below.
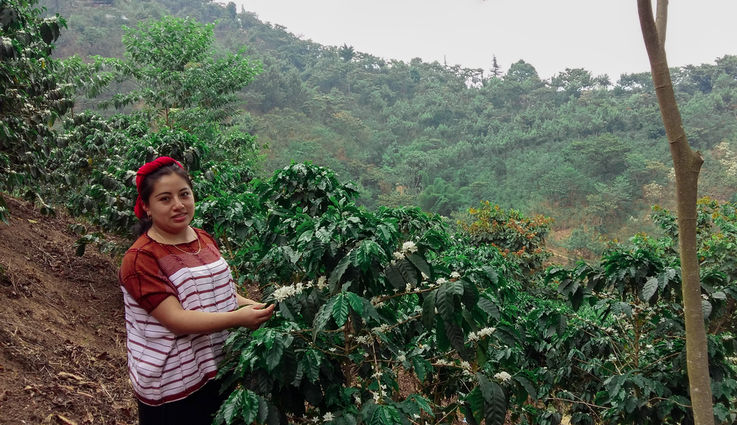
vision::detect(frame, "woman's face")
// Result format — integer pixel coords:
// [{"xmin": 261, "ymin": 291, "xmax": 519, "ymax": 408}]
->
[{"xmin": 143, "ymin": 172, "xmax": 195, "ymax": 236}]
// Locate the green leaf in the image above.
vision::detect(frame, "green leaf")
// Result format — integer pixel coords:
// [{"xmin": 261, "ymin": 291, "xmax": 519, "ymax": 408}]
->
[
  {"xmin": 370, "ymin": 405, "xmax": 401, "ymax": 425},
  {"xmin": 513, "ymin": 375, "xmax": 537, "ymax": 400},
  {"xmin": 477, "ymin": 374, "xmax": 506, "ymax": 425},
  {"xmin": 313, "ymin": 296, "xmax": 338, "ymax": 340},
  {"xmin": 641, "ymin": 276, "xmax": 658, "ymax": 302},
  {"xmin": 464, "ymin": 387, "xmax": 484, "ymax": 425},
  {"xmin": 702, "ymin": 300, "xmax": 712, "ymax": 319},
  {"xmin": 385, "ymin": 263, "xmax": 406, "ymax": 290},
  {"xmin": 329, "ymin": 252, "xmax": 353, "ymax": 290},
  {"xmin": 436, "ymin": 285, "xmax": 456, "ymax": 321},
  {"xmin": 407, "ymin": 394, "xmax": 433, "ymax": 416},
  {"xmin": 217, "ymin": 387, "xmax": 242, "ymax": 425},
  {"xmin": 422, "ymin": 290, "xmax": 437, "ymax": 330},
  {"xmin": 346, "ymin": 292, "xmax": 365, "ymax": 317},
  {"xmin": 477, "ymin": 296, "xmax": 500, "ymax": 320},
  {"xmin": 444, "ymin": 320, "xmax": 467, "ymax": 356},
  {"xmin": 406, "ymin": 252, "xmax": 431, "ymax": 279},
  {"xmin": 461, "ymin": 279, "xmax": 479, "ymax": 310},
  {"xmin": 240, "ymin": 390, "xmax": 260, "ymax": 424},
  {"xmin": 411, "ymin": 356, "xmax": 430, "ymax": 382},
  {"xmin": 265, "ymin": 332, "xmax": 293, "ymax": 372},
  {"xmin": 302, "ymin": 349, "xmax": 322, "ymax": 382},
  {"xmin": 332, "ymin": 293, "xmax": 350, "ymax": 327},
  {"xmin": 435, "ymin": 316, "xmax": 450, "ymax": 351}
]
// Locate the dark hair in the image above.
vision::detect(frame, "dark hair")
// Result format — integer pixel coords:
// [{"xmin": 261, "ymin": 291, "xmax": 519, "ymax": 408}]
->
[{"xmin": 133, "ymin": 164, "xmax": 194, "ymax": 236}]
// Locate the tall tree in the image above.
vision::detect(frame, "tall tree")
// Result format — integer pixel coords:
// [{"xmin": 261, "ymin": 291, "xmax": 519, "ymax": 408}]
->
[
  {"xmin": 637, "ymin": 1, "xmax": 714, "ymax": 424},
  {"xmin": 110, "ymin": 16, "xmax": 261, "ymax": 130}
]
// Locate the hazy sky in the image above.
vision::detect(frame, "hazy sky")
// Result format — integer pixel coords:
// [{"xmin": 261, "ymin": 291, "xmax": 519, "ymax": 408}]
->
[{"xmin": 231, "ymin": 0, "xmax": 737, "ymax": 81}]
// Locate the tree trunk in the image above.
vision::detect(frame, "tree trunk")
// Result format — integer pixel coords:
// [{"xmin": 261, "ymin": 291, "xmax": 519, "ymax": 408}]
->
[{"xmin": 636, "ymin": 1, "xmax": 714, "ymax": 424}]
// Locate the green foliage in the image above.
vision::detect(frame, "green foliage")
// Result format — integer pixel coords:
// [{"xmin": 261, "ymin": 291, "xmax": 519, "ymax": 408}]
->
[
  {"xmin": 7, "ymin": 3, "xmax": 737, "ymax": 424},
  {"xmin": 101, "ymin": 15, "xmax": 261, "ymax": 134},
  {"xmin": 215, "ymin": 163, "xmax": 556, "ymax": 425},
  {"xmin": 1, "ymin": 0, "xmax": 72, "ymax": 193},
  {"xmin": 545, "ymin": 213, "xmax": 737, "ymax": 424},
  {"xmin": 459, "ymin": 201, "xmax": 553, "ymax": 273}
]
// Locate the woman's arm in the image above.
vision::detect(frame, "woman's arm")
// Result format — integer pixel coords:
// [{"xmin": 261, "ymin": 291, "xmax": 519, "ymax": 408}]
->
[
  {"xmin": 236, "ymin": 293, "xmax": 259, "ymax": 307},
  {"xmin": 150, "ymin": 296, "xmax": 274, "ymax": 336}
]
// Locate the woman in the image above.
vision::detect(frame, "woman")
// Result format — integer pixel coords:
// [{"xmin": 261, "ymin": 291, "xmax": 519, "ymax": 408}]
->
[{"xmin": 119, "ymin": 156, "xmax": 274, "ymax": 424}]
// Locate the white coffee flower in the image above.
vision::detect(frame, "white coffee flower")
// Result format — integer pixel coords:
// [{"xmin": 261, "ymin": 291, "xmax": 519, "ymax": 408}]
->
[
  {"xmin": 355, "ymin": 335, "xmax": 371, "ymax": 345},
  {"xmin": 401, "ymin": 241, "xmax": 418, "ymax": 254},
  {"xmin": 316, "ymin": 276, "xmax": 327, "ymax": 289},
  {"xmin": 436, "ymin": 277, "xmax": 448, "ymax": 285},
  {"xmin": 494, "ymin": 371, "xmax": 512, "ymax": 382},
  {"xmin": 397, "ymin": 354, "xmax": 406, "ymax": 363},
  {"xmin": 393, "ymin": 251, "xmax": 405, "ymax": 260},
  {"xmin": 460, "ymin": 361, "xmax": 471, "ymax": 370},
  {"xmin": 272, "ymin": 285, "xmax": 295, "ymax": 302},
  {"xmin": 373, "ymin": 324, "xmax": 390, "ymax": 334},
  {"xmin": 450, "ymin": 271, "xmax": 461, "ymax": 279},
  {"xmin": 323, "ymin": 412, "xmax": 334, "ymax": 422}
]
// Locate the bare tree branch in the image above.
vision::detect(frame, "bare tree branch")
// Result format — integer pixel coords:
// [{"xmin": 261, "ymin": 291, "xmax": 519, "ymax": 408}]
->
[{"xmin": 656, "ymin": 0, "xmax": 669, "ymax": 46}]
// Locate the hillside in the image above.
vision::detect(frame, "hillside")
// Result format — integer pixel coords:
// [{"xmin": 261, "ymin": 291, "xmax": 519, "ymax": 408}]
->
[
  {"xmin": 41, "ymin": 0, "xmax": 737, "ymax": 256},
  {"xmin": 0, "ymin": 197, "xmax": 134, "ymax": 425}
]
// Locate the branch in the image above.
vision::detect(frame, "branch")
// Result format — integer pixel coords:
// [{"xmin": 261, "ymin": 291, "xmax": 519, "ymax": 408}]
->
[
  {"xmin": 656, "ymin": 0, "xmax": 669, "ymax": 47},
  {"xmin": 637, "ymin": 0, "xmax": 662, "ymax": 63}
]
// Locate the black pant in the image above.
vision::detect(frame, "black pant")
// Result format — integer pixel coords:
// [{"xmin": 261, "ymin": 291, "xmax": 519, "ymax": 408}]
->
[{"xmin": 138, "ymin": 379, "xmax": 225, "ymax": 425}]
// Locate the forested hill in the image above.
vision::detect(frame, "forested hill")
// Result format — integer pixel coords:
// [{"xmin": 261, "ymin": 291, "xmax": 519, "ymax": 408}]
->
[{"xmin": 47, "ymin": 0, "xmax": 737, "ymax": 252}]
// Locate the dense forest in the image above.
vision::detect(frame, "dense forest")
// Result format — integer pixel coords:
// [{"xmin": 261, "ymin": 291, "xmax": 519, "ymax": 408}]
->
[
  {"xmin": 2, "ymin": 0, "xmax": 736, "ymax": 424},
  {"xmin": 39, "ymin": 0, "xmax": 737, "ymax": 257}
]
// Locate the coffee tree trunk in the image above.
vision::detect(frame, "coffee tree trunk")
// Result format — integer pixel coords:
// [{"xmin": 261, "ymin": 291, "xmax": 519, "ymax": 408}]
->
[{"xmin": 637, "ymin": 1, "xmax": 714, "ymax": 424}]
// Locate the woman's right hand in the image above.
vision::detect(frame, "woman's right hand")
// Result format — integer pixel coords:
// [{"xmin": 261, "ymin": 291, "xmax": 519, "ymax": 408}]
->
[{"xmin": 234, "ymin": 303, "xmax": 275, "ymax": 330}]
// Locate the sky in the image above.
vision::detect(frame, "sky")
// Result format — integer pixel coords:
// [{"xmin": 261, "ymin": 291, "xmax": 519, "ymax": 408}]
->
[{"xmin": 230, "ymin": 0, "xmax": 737, "ymax": 81}]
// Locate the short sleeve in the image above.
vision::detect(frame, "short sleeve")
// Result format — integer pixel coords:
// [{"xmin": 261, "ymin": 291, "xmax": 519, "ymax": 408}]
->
[{"xmin": 119, "ymin": 248, "xmax": 177, "ymax": 313}]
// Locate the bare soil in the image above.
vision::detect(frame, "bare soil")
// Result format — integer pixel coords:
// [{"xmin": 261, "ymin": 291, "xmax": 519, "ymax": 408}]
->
[{"xmin": 0, "ymin": 196, "xmax": 136, "ymax": 425}]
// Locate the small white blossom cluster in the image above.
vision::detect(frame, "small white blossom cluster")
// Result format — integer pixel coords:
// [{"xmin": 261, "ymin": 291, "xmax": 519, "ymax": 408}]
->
[
  {"xmin": 354, "ymin": 335, "xmax": 372, "ymax": 345},
  {"xmin": 467, "ymin": 327, "xmax": 496, "ymax": 342},
  {"xmin": 316, "ymin": 276, "xmax": 328, "ymax": 290},
  {"xmin": 271, "ymin": 276, "xmax": 328, "ymax": 302},
  {"xmin": 494, "ymin": 371, "xmax": 512, "ymax": 382},
  {"xmin": 391, "ymin": 241, "xmax": 418, "ymax": 264},
  {"xmin": 372, "ymin": 324, "xmax": 391, "ymax": 334},
  {"xmin": 401, "ymin": 241, "xmax": 418, "ymax": 254},
  {"xmin": 323, "ymin": 412, "xmax": 334, "ymax": 423},
  {"xmin": 370, "ymin": 296, "xmax": 385, "ymax": 309},
  {"xmin": 450, "ymin": 271, "xmax": 461, "ymax": 279},
  {"xmin": 435, "ymin": 358, "xmax": 454, "ymax": 367},
  {"xmin": 272, "ymin": 283, "xmax": 305, "ymax": 302},
  {"xmin": 396, "ymin": 353, "xmax": 406, "ymax": 363},
  {"xmin": 436, "ymin": 277, "xmax": 448, "ymax": 285}
]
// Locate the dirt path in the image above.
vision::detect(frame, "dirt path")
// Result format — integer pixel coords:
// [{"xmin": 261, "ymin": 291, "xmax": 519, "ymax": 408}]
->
[{"xmin": 0, "ymin": 196, "xmax": 136, "ymax": 425}]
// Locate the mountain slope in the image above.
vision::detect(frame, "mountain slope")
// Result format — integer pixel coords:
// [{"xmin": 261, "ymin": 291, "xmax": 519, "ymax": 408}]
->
[{"xmin": 0, "ymin": 196, "xmax": 134, "ymax": 425}]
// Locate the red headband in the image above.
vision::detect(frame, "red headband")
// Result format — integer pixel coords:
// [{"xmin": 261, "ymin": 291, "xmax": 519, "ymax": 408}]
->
[{"xmin": 134, "ymin": 156, "xmax": 184, "ymax": 219}]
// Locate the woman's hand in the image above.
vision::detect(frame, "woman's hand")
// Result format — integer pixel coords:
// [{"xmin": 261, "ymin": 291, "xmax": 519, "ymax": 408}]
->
[
  {"xmin": 151, "ymin": 296, "xmax": 275, "ymax": 335},
  {"xmin": 233, "ymin": 303, "xmax": 275, "ymax": 330}
]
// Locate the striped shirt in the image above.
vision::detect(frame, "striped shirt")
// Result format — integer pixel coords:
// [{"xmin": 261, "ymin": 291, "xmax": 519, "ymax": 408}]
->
[{"xmin": 119, "ymin": 228, "xmax": 238, "ymax": 406}]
